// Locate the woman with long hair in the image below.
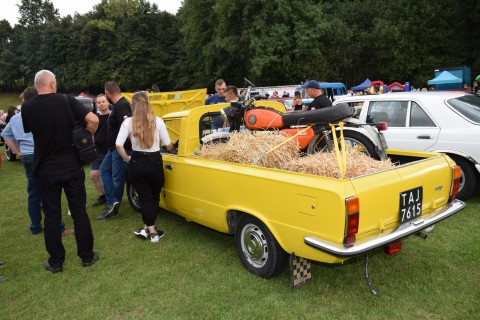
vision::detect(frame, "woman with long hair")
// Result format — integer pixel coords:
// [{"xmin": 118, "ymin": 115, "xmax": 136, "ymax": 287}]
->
[
  {"xmin": 291, "ymin": 91, "xmax": 304, "ymax": 111},
  {"xmin": 116, "ymin": 92, "xmax": 174, "ymax": 243}
]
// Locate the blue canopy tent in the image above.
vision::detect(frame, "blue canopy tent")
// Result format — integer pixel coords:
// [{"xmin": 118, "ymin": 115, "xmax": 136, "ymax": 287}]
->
[
  {"xmin": 428, "ymin": 71, "xmax": 462, "ymax": 85},
  {"xmin": 351, "ymin": 78, "xmax": 372, "ymax": 91}
]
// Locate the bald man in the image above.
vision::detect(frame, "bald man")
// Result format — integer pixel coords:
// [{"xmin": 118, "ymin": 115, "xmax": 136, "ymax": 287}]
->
[{"xmin": 22, "ymin": 70, "xmax": 99, "ymax": 273}]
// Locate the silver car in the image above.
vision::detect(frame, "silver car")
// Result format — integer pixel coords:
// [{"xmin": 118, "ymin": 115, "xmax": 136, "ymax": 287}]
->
[{"xmin": 334, "ymin": 91, "xmax": 480, "ymax": 200}]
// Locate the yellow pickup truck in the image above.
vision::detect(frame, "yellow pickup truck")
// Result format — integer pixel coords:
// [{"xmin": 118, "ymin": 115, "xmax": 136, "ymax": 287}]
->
[{"xmin": 126, "ymin": 101, "xmax": 465, "ymax": 280}]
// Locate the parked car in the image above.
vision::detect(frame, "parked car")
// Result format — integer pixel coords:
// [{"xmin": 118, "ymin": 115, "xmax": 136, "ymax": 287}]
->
[
  {"xmin": 333, "ymin": 91, "xmax": 480, "ymax": 200},
  {"xmin": 75, "ymin": 96, "xmax": 95, "ymax": 112}
]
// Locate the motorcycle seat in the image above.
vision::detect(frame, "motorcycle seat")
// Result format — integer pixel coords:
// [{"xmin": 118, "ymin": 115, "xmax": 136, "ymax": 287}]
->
[{"xmin": 282, "ymin": 103, "xmax": 353, "ymax": 127}]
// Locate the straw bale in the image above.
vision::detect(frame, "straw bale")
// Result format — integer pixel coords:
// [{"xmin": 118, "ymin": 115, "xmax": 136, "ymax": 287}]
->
[
  {"xmin": 194, "ymin": 131, "xmax": 393, "ymax": 178},
  {"xmin": 194, "ymin": 131, "xmax": 300, "ymax": 168},
  {"xmin": 284, "ymin": 148, "xmax": 394, "ymax": 179}
]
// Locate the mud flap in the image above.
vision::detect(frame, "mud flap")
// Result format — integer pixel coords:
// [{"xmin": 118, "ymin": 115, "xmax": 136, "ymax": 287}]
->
[{"xmin": 289, "ymin": 254, "xmax": 312, "ymax": 289}]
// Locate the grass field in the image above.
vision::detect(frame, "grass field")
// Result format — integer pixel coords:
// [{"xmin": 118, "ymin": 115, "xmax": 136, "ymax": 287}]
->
[
  {"xmin": 0, "ymin": 92, "xmax": 21, "ymax": 111},
  {"xmin": 0, "ymin": 145, "xmax": 479, "ymax": 319}
]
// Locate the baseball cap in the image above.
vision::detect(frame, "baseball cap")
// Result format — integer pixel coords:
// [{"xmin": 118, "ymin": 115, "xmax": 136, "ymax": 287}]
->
[{"xmin": 303, "ymin": 80, "xmax": 321, "ymax": 89}]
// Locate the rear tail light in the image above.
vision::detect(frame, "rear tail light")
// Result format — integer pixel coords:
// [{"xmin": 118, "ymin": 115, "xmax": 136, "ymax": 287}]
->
[
  {"xmin": 384, "ymin": 240, "xmax": 403, "ymax": 255},
  {"xmin": 450, "ymin": 165, "xmax": 461, "ymax": 200},
  {"xmin": 376, "ymin": 121, "xmax": 388, "ymax": 131},
  {"xmin": 344, "ymin": 197, "xmax": 359, "ymax": 247}
]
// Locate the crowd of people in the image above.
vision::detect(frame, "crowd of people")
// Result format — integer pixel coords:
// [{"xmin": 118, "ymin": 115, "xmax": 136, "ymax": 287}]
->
[{"xmin": 1, "ymin": 69, "xmax": 174, "ymax": 276}]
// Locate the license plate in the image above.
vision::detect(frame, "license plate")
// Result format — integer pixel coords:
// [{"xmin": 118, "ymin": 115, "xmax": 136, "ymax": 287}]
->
[{"xmin": 399, "ymin": 186, "xmax": 423, "ymax": 224}]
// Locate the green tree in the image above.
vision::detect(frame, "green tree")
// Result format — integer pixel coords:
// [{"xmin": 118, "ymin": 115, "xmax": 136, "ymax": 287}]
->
[
  {"xmin": 174, "ymin": 0, "xmax": 332, "ymax": 90},
  {"xmin": 18, "ymin": 0, "xmax": 59, "ymax": 27}
]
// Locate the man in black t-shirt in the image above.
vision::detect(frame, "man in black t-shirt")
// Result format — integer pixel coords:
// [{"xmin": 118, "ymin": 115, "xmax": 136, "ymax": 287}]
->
[
  {"xmin": 304, "ymin": 80, "xmax": 332, "ymax": 110},
  {"xmin": 89, "ymin": 94, "xmax": 110, "ymax": 207},
  {"xmin": 97, "ymin": 81, "xmax": 132, "ymax": 220},
  {"xmin": 21, "ymin": 70, "xmax": 99, "ymax": 273}
]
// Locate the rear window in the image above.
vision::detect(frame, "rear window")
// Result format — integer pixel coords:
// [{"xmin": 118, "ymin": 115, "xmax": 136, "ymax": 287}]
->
[{"xmin": 447, "ymin": 94, "xmax": 480, "ymax": 124}]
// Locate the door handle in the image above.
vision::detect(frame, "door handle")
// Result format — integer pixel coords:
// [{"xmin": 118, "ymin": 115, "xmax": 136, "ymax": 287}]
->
[
  {"xmin": 165, "ymin": 164, "xmax": 173, "ymax": 170},
  {"xmin": 417, "ymin": 135, "xmax": 433, "ymax": 140}
]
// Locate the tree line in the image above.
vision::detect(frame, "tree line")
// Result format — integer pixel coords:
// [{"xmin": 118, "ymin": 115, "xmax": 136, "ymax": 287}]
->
[{"xmin": 0, "ymin": 0, "xmax": 478, "ymax": 94}]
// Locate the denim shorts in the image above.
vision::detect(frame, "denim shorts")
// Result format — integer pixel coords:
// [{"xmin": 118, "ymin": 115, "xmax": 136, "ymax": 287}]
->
[{"xmin": 90, "ymin": 154, "xmax": 106, "ymax": 170}]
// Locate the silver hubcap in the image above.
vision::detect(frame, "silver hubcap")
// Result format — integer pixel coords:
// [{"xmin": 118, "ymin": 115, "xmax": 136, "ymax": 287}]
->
[
  {"xmin": 459, "ymin": 168, "xmax": 465, "ymax": 192},
  {"xmin": 130, "ymin": 186, "xmax": 140, "ymax": 208},
  {"xmin": 241, "ymin": 223, "xmax": 268, "ymax": 268}
]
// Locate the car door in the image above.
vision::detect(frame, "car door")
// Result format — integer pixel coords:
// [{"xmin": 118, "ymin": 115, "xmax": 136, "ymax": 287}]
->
[{"xmin": 367, "ymin": 100, "xmax": 440, "ymax": 151}]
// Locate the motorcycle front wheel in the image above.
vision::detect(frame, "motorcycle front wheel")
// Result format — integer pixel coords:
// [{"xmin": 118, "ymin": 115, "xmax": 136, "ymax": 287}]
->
[{"xmin": 306, "ymin": 129, "xmax": 381, "ymax": 160}]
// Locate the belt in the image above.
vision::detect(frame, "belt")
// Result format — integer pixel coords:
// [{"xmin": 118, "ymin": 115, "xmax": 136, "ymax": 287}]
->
[{"xmin": 132, "ymin": 151, "xmax": 160, "ymax": 157}]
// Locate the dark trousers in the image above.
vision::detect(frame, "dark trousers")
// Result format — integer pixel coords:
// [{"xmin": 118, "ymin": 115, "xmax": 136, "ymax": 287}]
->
[
  {"xmin": 129, "ymin": 151, "xmax": 164, "ymax": 227},
  {"xmin": 36, "ymin": 162, "xmax": 94, "ymax": 267},
  {"xmin": 22, "ymin": 154, "xmax": 66, "ymax": 234}
]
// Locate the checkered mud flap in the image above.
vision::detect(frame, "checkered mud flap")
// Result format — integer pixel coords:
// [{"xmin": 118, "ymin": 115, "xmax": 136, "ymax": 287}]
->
[{"xmin": 289, "ymin": 254, "xmax": 312, "ymax": 289}]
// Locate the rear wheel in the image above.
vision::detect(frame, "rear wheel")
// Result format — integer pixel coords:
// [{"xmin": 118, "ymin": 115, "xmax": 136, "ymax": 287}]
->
[
  {"xmin": 307, "ymin": 129, "xmax": 380, "ymax": 160},
  {"xmin": 126, "ymin": 181, "xmax": 141, "ymax": 212},
  {"xmin": 450, "ymin": 155, "xmax": 478, "ymax": 200},
  {"xmin": 235, "ymin": 215, "xmax": 288, "ymax": 278}
]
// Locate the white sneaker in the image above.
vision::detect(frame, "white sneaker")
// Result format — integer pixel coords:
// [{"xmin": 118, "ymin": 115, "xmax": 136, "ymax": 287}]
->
[
  {"xmin": 150, "ymin": 230, "xmax": 165, "ymax": 243},
  {"xmin": 133, "ymin": 228, "xmax": 148, "ymax": 240}
]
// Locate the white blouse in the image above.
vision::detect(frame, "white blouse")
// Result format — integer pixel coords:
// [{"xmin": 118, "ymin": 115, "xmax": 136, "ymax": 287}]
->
[{"xmin": 116, "ymin": 117, "xmax": 171, "ymax": 152}]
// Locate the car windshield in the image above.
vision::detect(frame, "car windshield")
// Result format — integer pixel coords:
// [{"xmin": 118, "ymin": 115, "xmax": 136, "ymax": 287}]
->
[{"xmin": 447, "ymin": 94, "xmax": 480, "ymax": 124}]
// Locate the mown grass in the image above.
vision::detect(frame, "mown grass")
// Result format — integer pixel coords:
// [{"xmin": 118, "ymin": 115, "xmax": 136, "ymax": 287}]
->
[
  {"xmin": 0, "ymin": 92, "xmax": 21, "ymax": 111},
  {"xmin": 0, "ymin": 145, "xmax": 479, "ymax": 320}
]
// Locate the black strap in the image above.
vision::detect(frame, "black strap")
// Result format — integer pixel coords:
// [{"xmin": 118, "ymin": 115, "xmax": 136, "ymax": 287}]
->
[{"xmin": 63, "ymin": 94, "xmax": 78, "ymax": 126}]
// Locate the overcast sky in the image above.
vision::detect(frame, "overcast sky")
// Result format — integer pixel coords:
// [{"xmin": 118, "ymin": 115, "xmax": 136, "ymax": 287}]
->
[{"xmin": 0, "ymin": 0, "xmax": 183, "ymax": 26}]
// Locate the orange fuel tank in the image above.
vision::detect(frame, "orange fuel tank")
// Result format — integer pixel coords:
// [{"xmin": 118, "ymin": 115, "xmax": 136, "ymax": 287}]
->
[{"xmin": 244, "ymin": 108, "xmax": 284, "ymax": 130}]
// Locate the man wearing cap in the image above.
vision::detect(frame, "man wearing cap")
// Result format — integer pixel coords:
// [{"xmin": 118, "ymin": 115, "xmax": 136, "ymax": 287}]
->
[{"xmin": 304, "ymin": 80, "xmax": 332, "ymax": 110}]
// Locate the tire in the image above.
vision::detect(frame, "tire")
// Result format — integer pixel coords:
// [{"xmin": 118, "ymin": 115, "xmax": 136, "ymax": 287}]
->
[
  {"xmin": 4, "ymin": 145, "xmax": 16, "ymax": 162},
  {"xmin": 306, "ymin": 129, "xmax": 381, "ymax": 160},
  {"xmin": 211, "ymin": 137, "xmax": 229, "ymax": 144},
  {"xmin": 235, "ymin": 215, "xmax": 288, "ymax": 278},
  {"xmin": 126, "ymin": 181, "xmax": 141, "ymax": 212},
  {"xmin": 449, "ymin": 155, "xmax": 478, "ymax": 201}
]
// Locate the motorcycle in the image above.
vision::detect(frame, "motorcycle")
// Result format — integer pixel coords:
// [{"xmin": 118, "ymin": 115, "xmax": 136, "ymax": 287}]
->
[{"xmin": 202, "ymin": 79, "xmax": 388, "ymax": 160}]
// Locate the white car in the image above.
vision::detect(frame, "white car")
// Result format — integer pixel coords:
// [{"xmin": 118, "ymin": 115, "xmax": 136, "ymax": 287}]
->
[{"xmin": 334, "ymin": 91, "xmax": 480, "ymax": 200}]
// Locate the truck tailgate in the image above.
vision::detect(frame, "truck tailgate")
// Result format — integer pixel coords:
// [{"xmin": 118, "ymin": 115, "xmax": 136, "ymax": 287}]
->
[{"xmin": 350, "ymin": 154, "xmax": 453, "ymax": 239}]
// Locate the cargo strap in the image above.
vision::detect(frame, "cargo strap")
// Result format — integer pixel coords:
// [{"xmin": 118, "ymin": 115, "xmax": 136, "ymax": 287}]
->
[
  {"xmin": 330, "ymin": 122, "xmax": 347, "ymax": 179},
  {"xmin": 254, "ymin": 126, "xmax": 312, "ymax": 164}
]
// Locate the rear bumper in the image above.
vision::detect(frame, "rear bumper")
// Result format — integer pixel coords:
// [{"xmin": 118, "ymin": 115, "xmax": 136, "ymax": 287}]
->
[{"xmin": 304, "ymin": 199, "xmax": 465, "ymax": 258}]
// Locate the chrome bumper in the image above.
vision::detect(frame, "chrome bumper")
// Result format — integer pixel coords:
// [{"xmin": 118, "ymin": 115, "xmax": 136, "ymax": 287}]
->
[{"xmin": 304, "ymin": 199, "xmax": 465, "ymax": 258}]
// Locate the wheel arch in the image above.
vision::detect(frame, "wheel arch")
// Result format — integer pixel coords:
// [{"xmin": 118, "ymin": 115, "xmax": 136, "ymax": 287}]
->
[
  {"xmin": 444, "ymin": 153, "xmax": 480, "ymax": 200},
  {"xmin": 436, "ymin": 150, "xmax": 480, "ymax": 168},
  {"xmin": 226, "ymin": 209, "xmax": 289, "ymax": 253}
]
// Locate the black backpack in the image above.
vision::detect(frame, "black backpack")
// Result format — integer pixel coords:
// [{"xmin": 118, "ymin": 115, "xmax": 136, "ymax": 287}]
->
[{"xmin": 65, "ymin": 95, "xmax": 99, "ymax": 164}]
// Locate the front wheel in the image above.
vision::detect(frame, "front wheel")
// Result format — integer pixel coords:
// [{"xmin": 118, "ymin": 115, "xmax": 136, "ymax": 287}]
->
[
  {"xmin": 235, "ymin": 215, "xmax": 288, "ymax": 278},
  {"xmin": 307, "ymin": 129, "xmax": 381, "ymax": 160},
  {"xmin": 126, "ymin": 181, "xmax": 141, "ymax": 212}
]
